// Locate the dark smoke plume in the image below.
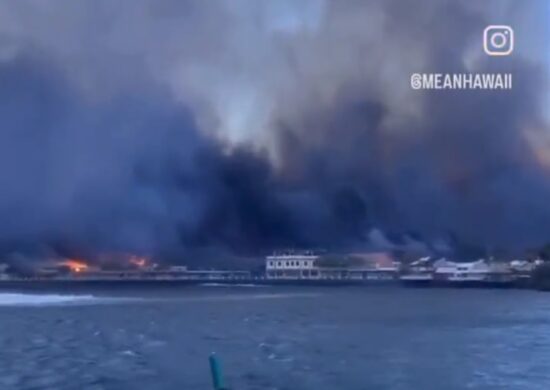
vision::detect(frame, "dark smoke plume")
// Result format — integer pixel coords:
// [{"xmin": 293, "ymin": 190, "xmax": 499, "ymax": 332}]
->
[{"xmin": 0, "ymin": 0, "xmax": 548, "ymax": 264}]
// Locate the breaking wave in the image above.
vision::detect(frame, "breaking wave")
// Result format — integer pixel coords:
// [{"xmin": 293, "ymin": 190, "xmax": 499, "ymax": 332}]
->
[
  {"xmin": 175, "ymin": 293, "xmax": 322, "ymax": 303},
  {"xmin": 199, "ymin": 283, "xmax": 266, "ymax": 288},
  {"xmin": 0, "ymin": 293, "xmax": 104, "ymax": 306}
]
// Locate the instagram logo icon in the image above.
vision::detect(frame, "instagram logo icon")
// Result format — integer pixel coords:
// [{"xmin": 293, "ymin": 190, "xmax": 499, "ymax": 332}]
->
[{"xmin": 483, "ymin": 25, "xmax": 514, "ymax": 56}]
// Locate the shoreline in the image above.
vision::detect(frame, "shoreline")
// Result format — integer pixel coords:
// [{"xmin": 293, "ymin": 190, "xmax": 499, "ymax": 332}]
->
[{"xmin": 0, "ymin": 278, "xmax": 538, "ymax": 291}]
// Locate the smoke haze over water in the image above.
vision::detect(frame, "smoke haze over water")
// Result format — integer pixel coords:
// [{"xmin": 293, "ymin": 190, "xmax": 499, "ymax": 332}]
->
[{"xmin": 0, "ymin": 0, "xmax": 548, "ymax": 263}]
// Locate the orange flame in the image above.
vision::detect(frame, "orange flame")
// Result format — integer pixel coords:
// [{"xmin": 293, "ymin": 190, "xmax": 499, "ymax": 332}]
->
[
  {"xmin": 129, "ymin": 256, "xmax": 148, "ymax": 268},
  {"xmin": 60, "ymin": 259, "xmax": 89, "ymax": 273}
]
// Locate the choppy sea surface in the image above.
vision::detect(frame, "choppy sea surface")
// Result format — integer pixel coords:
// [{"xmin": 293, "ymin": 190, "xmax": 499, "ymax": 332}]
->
[{"xmin": 1, "ymin": 285, "xmax": 550, "ymax": 390}]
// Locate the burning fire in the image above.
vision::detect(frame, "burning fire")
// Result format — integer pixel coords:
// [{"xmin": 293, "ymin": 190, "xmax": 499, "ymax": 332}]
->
[
  {"xmin": 129, "ymin": 255, "xmax": 149, "ymax": 268},
  {"xmin": 56, "ymin": 254, "xmax": 152, "ymax": 273},
  {"xmin": 60, "ymin": 259, "xmax": 89, "ymax": 273}
]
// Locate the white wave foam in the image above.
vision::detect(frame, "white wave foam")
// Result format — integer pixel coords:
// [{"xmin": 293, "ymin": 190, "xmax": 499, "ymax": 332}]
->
[
  {"xmin": 0, "ymin": 293, "xmax": 101, "ymax": 306},
  {"xmin": 175, "ymin": 293, "xmax": 321, "ymax": 303},
  {"xmin": 199, "ymin": 283, "xmax": 265, "ymax": 288}
]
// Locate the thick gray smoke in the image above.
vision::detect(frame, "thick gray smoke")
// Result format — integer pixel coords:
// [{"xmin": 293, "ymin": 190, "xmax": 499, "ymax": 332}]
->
[{"xmin": 0, "ymin": 0, "xmax": 548, "ymax": 263}]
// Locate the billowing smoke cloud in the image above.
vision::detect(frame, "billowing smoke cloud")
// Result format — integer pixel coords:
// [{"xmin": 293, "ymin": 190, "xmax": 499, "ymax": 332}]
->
[{"xmin": 0, "ymin": 0, "xmax": 548, "ymax": 263}]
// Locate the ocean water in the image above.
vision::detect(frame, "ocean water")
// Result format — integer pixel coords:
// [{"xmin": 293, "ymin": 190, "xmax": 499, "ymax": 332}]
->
[{"xmin": 0, "ymin": 285, "xmax": 549, "ymax": 390}]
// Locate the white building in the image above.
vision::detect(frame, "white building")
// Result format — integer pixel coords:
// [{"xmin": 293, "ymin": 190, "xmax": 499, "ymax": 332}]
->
[
  {"xmin": 265, "ymin": 253, "xmax": 319, "ymax": 279},
  {"xmin": 265, "ymin": 252, "xmax": 398, "ymax": 281},
  {"xmin": 510, "ymin": 259, "xmax": 543, "ymax": 273},
  {"xmin": 266, "ymin": 254, "xmax": 317, "ymax": 270},
  {"xmin": 400, "ymin": 256, "xmax": 437, "ymax": 282},
  {"xmin": 433, "ymin": 259, "xmax": 514, "ymax": 282},
  {"xmin": 433, "ymin": 259, "xmax": 489, "ymax": 281}
]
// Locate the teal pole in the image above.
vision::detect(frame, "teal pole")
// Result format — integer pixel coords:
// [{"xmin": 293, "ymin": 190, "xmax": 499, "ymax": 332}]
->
[{"xmin": 209, "ymin": 353, "xmax": 226, "ymax": 390}]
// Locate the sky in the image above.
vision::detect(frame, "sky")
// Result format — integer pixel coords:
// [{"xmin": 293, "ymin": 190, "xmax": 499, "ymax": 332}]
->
[{"xmin": 0, "ymin": 0, "xmax": 548, "ymax": 263}]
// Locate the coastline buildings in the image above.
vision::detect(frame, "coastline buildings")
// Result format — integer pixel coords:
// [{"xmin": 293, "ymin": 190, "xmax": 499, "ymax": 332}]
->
[
  {"xmin": 265, "ymin": 252, "xmax": 319, "ymax": 279},
  {"xmin": 432, "ymin": 259, "xmax": 514, "ymax": 285},
  {"xmin": 400, "ymin": 256, "xmax": 433, "ymax": 285},
  {"xmin": 64, "ymin": 267, "xmax": 252, "ymax": 281},
  {"xmin": 0, "ymin": 252, "xmax": 546, "ymax": 288},
  {"xmin": 7, "ymin": 262, "xmax": 251, "ymax": 282},
  {"xmin": 265, "ymin": 251, "xmax": 398, "ymax": 281},
  {"xmin": 400, "ymin": 257, "xmax": 543, "ymax": 287}
]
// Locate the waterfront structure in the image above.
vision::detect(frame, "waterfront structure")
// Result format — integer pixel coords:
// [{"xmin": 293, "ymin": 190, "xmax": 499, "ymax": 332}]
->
[
  {"xmin": 63, "ymin": 267, "xmax": 252, "ymax": 281},
  {"xmin": 433, "ymin": 259, "xmax": 490, "ymax": 282},
  {"xmin": 0, "ymin": 254, "xmax": 543, "ymax": 288},
  {"xmin": 399, "ymin": 256, "xmax": 435, "ymax": 285},
  {"xmin": 265, "ymin": 251, "xmax": 398, "ymax": 281},
  {"xmin": 509, "ymin": 259, "xmax": 543, "ymax": 274},
  {"xmin": 10, "ymin": 263, "xmax": 251, "ymax": 282},
  {"xmin": 509, "ymin": 259, "xmax": 544, "ymax": 287},
  {"xmin": 433, "ymin": 259, "xmax": 514, "ymax": 284},
  {"xmin": 265, "ymin": 252, "xmax": 319, "ymax": 279},
  {"xmin": 401, "ymin": 257, "xmax": 515, "ymax": 287}
]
